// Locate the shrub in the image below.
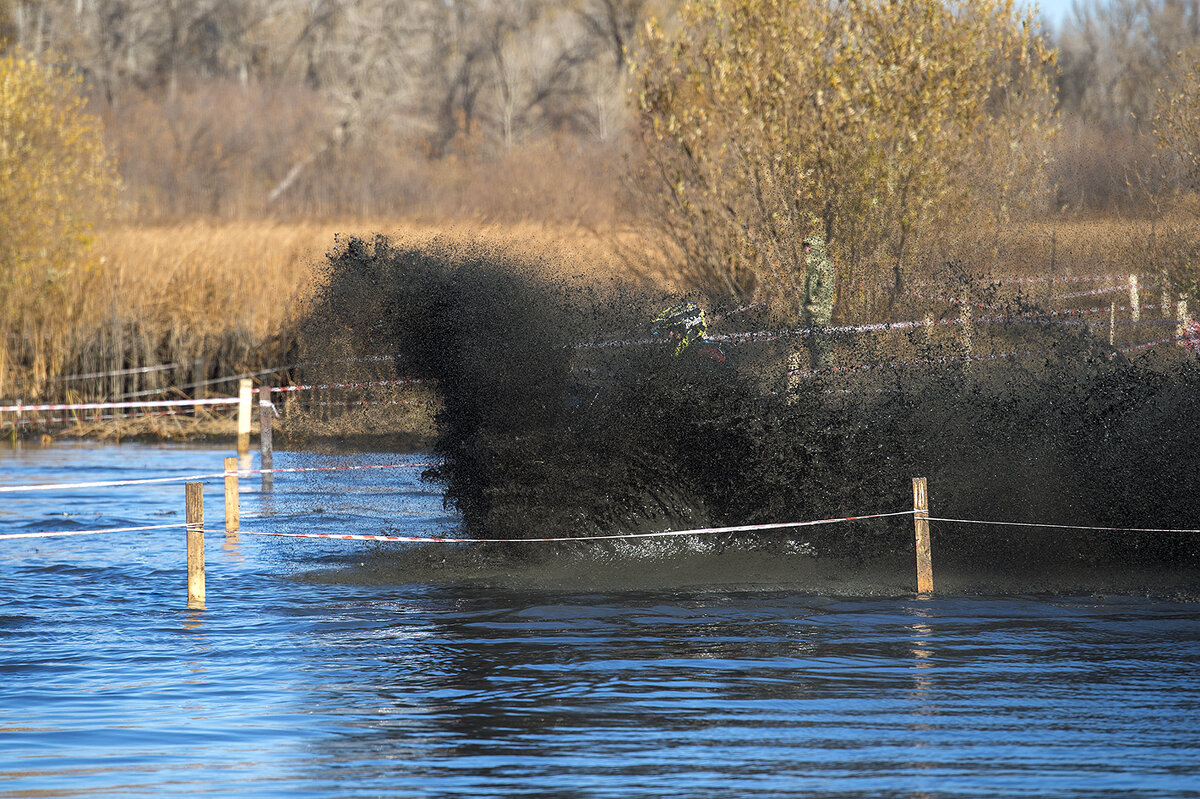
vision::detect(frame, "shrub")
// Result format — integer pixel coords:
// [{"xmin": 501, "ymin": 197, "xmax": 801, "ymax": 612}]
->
[
  {"xmin": 631, "ymin": 0, "xmax": 1058, "ymax": 318},
  {"xmin": 0, "ymin": 49, "xmax": 118, "ymax": 393}
]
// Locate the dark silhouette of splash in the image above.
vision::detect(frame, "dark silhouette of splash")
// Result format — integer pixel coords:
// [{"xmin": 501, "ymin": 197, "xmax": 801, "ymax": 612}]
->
[{"xmin": 297, "ymin": 235, "xmax": 1200, "ymax": 588}]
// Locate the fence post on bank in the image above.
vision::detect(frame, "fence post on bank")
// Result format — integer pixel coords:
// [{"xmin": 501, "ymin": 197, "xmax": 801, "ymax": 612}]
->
[
  {"xmin": 1177, "ymin": 298, "xmax": 1191, "ymax": 348},
  {"xmin": 1129, "ymin": 274, "xmax": 1140, "ymax": 322},
  {"xmin": 1109, "ymin": 301, "xmax": 1116, "ymax": 346},
  {"xmin": 237, "ymin": 378, "xmax": 253, "ymax": 455},
  {"xmin": 224, "ymin": 456, "xmax": 239, "ymax": 539},
  {"xmin": 959, "ymin": 305, "xmax": 972, "ymax": 360},
  {"xmin": 912, "ymin": 477, "xmax": 933, "ymax": 595},
  {"xmin": 259, "ymin": 393, "xmax": 273, "ymax": 492},
  {"xmin": 186, "ymin": 482, "xmax": 205, "ymax": 609}
]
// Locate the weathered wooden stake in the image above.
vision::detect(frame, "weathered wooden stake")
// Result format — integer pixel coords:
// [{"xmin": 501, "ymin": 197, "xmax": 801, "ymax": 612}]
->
[
  {"xmin": 259, "ymin": 395, "xmax": 274, "ymax": 491},
  {"xmin": 1177, "ymin": 298, "xmax": 1191, "ymax": 346},
  {"xmin": 912, "ymin": 477, "xmax": 933, "ymax": 595},
  {"xmin": 959, "ymin": 305, "xmax": 972, "ymax": 360},
  {"xmin": 1128, "ymin": 274, "xmax": 1140, "ymax": 322},
  {"xmin": 186, "ymin": 482, "xmax": 206, "ymax": 609},
  {"xmin": 237, "ymin": 378, "xmax": 253, "ymax": 455},
  {"xmin": 1109, "ymin": 301, "xmax": 1116, "ymax": 346},
  {"xmin": 223, "ymin": 456, "xmax": 239, "ymax": 539}
]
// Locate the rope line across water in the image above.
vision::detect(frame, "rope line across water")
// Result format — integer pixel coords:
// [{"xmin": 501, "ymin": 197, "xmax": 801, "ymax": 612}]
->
[
  {"xmin": 234, "ymin": 510, "xmax": 918, "ymax": 544},
  {"xmin": 0, "ymin": 462, "xmax": 428, "ymax": 493},
  {"xmin": 0, "ymin": 523, "xmax": 187, "ymax": 540},
  {"xmin": 928, "ymin": 516, "xmax": 1200, "ymax": 534}
]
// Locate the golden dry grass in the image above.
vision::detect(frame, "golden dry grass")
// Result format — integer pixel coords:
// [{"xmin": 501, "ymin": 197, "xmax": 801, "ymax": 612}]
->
[
  {"xmin": 91, "ymin": 218, "xmax": 667, "ymax": 335},
  {"xmin": 8, "ymin": 211, "xmax": 1198, "ymax": 444}
]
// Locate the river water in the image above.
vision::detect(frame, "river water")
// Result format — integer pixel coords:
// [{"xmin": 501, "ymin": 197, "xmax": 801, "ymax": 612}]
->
[{"xmin": 1, "ymin": 441, "xmax": 1198, "ymax": 797}]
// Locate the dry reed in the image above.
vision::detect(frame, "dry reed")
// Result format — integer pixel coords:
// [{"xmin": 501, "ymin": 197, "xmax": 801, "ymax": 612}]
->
[{"xmin": 6, "ymin": 211, "xmax": 1197, "ymax": 442}]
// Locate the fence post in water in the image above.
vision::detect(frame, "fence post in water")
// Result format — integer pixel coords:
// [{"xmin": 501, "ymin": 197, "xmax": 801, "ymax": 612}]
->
[
  {"xmin": 224, "ymin": 456, "xmax": 239, "ymax": 539},
  {"xmin": 912, "ymin": 477, "xmax": 933, "ymax": 595},
  {"xmin": 186, "ymin": 482, "xmax": 206, "ymax": 609},
  {"xmin": 237, "ymin": 378, "xmax": 253, "ymax": 455},
  {"xmin": 259, "ymin": 394, "xmax": 274, "ymax": 492},
  {"xmin": 1129, "ymin": 274, "xmax": 1140, "ymax": 322}
]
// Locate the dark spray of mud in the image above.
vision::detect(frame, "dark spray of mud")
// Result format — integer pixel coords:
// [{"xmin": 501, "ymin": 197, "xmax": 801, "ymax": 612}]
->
[{"xmin": 297, "ymin": 235, "xmax": 1200, "ymax": 594}]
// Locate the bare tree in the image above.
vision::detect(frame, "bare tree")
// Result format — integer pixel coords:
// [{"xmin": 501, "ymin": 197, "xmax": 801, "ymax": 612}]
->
[{"xmin": 1058, "ymin": 0, "xmax": 1200, "ymax": 129}]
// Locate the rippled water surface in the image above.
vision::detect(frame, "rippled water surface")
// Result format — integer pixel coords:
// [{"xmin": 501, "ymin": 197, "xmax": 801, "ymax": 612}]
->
[{"xmin": 2, "ymin": 442, "xmax": 1199, "ymax": 797}]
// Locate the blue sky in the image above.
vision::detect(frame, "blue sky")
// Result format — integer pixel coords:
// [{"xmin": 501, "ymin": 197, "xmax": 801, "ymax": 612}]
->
[{"xmin": 1027, "ymin": 0, "xmax": 1076, "ymax": 28}]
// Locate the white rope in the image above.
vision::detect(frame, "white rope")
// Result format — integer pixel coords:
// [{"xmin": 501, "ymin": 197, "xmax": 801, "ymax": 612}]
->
[
  {"xmin": 929, "ymin": 516, "xmax": 1200, "ymax": 534},
  {"xmin": 236, "ymin": 510, "xmax": 917, "ymax": 544},
  {"xmin": 0, "ymin": 472, "xmax": 228, "ymax": 493},
  {"xmin": 0, "ymin": 523, "xmax": 186, "ymax": 540}
]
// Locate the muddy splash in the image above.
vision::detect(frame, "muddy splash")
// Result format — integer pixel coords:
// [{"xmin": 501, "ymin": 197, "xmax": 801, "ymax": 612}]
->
[{"xmin": 296, "ymin": 235, "xmax": 1200, "ymax": 580}]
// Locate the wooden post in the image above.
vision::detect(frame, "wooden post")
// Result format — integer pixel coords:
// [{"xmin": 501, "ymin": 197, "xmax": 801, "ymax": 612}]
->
[
  {"xmin": 223, "ymin": 456, "xmax": 239, "ymax": 539},
  {"xmin": 186, "ymin": 482, "xmax": 205, "ymax": 609},
  {"xmin": 959, "ymin": 305, "xmax": 972, "ymax": 360},
  {"xmin": 912, "ymin": 477, "xmax": 933, "ymax": 595},
  {"xmin": 259, "ymin": 394, "xmax": 274, "ymax": 491},
  {"xmin": 1177, "ymin": 298, "xmax": 1190, "ymax": 346},
  {"xmin": 237, "ymin": 378, "xmax": 253, "ymax": 455},
  {"xmin": 1128, "ymin": 274, "xmax": 1140, "ymax": 322},
  {"xmin": 1109, "ymin": 301, "xmax": 1116, "ymax": 346}
]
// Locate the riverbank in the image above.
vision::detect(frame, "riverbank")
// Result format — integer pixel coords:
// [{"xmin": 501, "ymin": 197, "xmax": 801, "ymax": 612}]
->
[{"xmin": 2, "ymin": 212, "xmax": 1193, "ymax": 445}]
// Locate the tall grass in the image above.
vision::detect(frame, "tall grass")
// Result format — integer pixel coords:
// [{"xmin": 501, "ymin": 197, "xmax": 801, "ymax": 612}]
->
[
  {"xmin": 4, "ymin": 211, "xmax": 1195, "ymax": 431},
  {"xmin": 0, "ymin": 219, "xmax": 648, "ymax": 409}
]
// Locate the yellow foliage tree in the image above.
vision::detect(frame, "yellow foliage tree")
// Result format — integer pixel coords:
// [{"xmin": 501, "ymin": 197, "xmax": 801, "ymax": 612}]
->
[
  {"xmin": 632, "ymin": 0, "xmax": 1057, "ymax": 317},
  {"xmin": 0, "ymin": 49, "xmax": 118, "ymax": 393}
]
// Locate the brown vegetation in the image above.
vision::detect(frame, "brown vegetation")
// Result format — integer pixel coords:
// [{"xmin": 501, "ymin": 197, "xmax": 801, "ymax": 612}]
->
[{"xmin": 4, "ymin": 0, "xmax": 1200, "ymax": 443}]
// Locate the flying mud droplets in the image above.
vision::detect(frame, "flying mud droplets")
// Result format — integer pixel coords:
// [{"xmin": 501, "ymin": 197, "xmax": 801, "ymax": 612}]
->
[{"xmin": 297, "ymin": 235, "xmax": 1200, "ymax": 593}]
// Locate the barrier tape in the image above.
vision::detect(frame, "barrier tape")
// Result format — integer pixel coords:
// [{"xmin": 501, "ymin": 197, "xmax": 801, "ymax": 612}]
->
[
  {"xmin": 0, "ymin": 397, "xmax": 238, "ymax": 414},
  {"xmin": 0, "ymin": 523, "xmax": 186, "ymax": 540},
  {"xmin": 912, "ymin": 274, "xmax": 1135, "ymax": 287},
  {"xmin": 928, "ymin": 516, "xmax": 1200, "ymax": 534},
  {"xmin": 1120, "ymin": 335, "xmax": 1189, "ymax": 353},
  {"xmin": 234, "ymin": 510, "xmax": 916, "ymax": 544},
  {"xmin": 1050, "ymin": 285, "xmax": 1128, "ymax": 301},
  {"xmin": 291, "ymin": 400, "xmax": 425, "ymax": 408}
]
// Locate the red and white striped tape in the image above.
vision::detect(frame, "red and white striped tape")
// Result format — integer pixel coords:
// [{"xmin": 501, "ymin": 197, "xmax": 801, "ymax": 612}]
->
[
  {"xmin": 0, "ymin": 396, "xmax": 238, "ymax": 414},
  {"xmin": 913, "ymin": 274, "xmax": 1136, "ymax": 287},
  {"xmin": 1050, "ymin": 285, "xmax": 1127, "ymax": 301}
]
